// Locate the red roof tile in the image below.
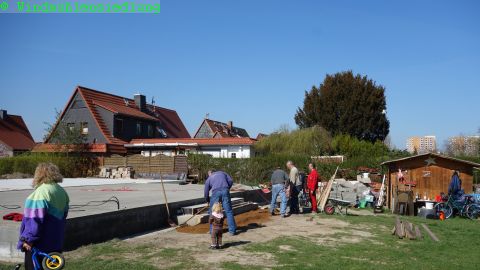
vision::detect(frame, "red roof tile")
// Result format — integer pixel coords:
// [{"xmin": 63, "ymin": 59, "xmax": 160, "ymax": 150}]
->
[
  {"xmin": 45, "ymin": 86, "xmax": 190, "ymax": 148},
  {"xmin": 193, "ymin": 119, "xmax": 250, "ymax": 138},
  {"xmin": 0, "ymin": 114, "xmax": 35, "ymax": 151}
]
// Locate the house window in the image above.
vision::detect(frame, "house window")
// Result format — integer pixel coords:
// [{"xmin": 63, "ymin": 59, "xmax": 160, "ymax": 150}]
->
[
  {"xmin": 148, "ymin": 124, "xmax": 153, "ymax": 137},
  {"xmin": 115, "ymin": 118, "xmax": 124, "ymax": 135},
  {"xmin": 136, "ymin": 122, "xmax": 142, "ymax": 135},
  {"xmin": 67, "ymin": 123, "xmax": 75, "ymax": 132},
  {"xmin": 81, "ymin": 122, "xmax": 88, "ymax": 134},
  {"xmin": 231, "ymin": 153, "xmax": 236, "ymax": 158}
]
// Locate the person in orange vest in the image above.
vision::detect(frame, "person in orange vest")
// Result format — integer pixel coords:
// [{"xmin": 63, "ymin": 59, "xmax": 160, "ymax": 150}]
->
[{"xmin": 307, "ymin": 163, "xmax": 319, "ymax": 213}]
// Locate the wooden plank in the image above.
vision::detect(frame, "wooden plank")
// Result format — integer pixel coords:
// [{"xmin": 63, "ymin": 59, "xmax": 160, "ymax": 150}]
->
[
  {"xmin": 395, "ymin": 217, "xmax": 404, "ymax": 239},
  {"xmin": 404, "ymin": 221, "xmax": 416, "ymax": 240},
  {"xmin": 415, "ymin": 225, "xmax": 423, "ymax": 239},
  {"xmin": 318, "ymin": 166, "xmax": 339, "ymax": 212},
  {"xmin": 421, "ymin": 224, "xmax": 439, "ymax": 242}
]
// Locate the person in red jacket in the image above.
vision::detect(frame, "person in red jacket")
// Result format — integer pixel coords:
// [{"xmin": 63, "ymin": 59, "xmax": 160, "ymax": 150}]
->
[{"xmin": 307, "ymin": 163, "xmax": 319, "ymax": 213}]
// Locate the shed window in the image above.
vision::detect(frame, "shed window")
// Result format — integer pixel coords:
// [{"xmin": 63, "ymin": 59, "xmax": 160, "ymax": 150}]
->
[{"xmin": 231, "ymin": 153, "xmax": 236, "ymax": 158}]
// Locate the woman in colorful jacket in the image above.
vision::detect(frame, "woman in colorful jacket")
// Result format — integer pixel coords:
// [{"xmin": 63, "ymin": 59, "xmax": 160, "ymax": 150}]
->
[
  {"xmin": 307, "ymin": 163, "xmax": 319, "ymax": 213},
  {"xmin": 18, "ymin": 163, "xmax": 70, "ymax": 270}
]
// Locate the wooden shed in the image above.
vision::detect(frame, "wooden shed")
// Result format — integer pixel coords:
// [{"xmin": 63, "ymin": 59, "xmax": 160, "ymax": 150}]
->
[{"xmin": 381, "ymin": 153, "xmax": 480, "ymax": 210}]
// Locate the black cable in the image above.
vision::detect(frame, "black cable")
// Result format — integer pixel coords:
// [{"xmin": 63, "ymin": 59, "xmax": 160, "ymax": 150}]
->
[
  {"xmin": 0, "ymin": 204, "xmax": 21, "ymax": 209},
  {"xmin": 69, "ymin": 196, "xmax": 120, "ymax": 211}
]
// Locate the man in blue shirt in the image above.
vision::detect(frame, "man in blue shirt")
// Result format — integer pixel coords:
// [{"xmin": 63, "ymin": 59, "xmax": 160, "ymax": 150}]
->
[{"xmin": 204, "ymin": 170, "xmax": 237, "ymax": 235}]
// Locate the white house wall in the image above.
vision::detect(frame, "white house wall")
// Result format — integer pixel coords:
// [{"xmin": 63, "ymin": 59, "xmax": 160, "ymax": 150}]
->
[{"xmin": 198, "ymin": 145, "xmax": 252, "ymax": 158}]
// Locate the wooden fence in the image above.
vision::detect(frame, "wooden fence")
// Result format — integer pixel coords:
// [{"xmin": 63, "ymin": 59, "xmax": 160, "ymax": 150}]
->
[{"xmin": 103, "ymin": 154, "xmax": 188, "ymax": 175}]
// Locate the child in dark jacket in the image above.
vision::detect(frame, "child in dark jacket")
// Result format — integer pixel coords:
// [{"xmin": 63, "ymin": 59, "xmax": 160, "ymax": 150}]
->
[{"xmin": 209, "ymin": 202, "xmax": 224, "ymax": 249}]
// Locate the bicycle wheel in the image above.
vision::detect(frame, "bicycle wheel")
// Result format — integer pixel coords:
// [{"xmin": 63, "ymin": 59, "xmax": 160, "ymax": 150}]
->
[
  {"xmin": 42, "ymin": 252, "xmax": 65, "ymax": 270},
  {"xmin": 435, "ymin": 203, "xmax": 453, "ymax": 219},
  {"xmin": 466, "ymin": 204, "xmax": 480, "ymax": 220}
]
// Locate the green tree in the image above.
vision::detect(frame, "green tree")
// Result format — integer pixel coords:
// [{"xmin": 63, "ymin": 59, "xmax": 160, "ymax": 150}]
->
[
  {"xmin": 254, "ymin": 126, "xmax": 332, "ymax": 156},
  {"xmin": 295, "ymin": 71, "xmax": 389, "ymax": 143},
  {"xmin": 43, "ymin": 109, "xmax": 87, "ymax": 152}
]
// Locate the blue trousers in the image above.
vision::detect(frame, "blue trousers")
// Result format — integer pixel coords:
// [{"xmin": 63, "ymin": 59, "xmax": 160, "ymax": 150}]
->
[
  {"xmin": 270, "ymin": 184, "xmax": 287, "ymax": 215},
  {"xmin": 209, "ymin": 189, "xmax": 237, "ymax": 234}
]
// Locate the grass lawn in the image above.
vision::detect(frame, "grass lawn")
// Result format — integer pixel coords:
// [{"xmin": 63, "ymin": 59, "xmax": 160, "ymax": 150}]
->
[{"xmin": 1, "ymin": 214, "xmax": 479, "ymax": 270}]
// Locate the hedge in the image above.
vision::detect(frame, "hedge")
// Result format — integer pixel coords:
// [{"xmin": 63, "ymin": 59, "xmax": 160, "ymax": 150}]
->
[
  {"xmin": 0, "ymin": 153, "xmax": 98, "ymax": 178},
  {"xmin": 188, "ymin": 153, "xmax": 400, "ymax": 186}
]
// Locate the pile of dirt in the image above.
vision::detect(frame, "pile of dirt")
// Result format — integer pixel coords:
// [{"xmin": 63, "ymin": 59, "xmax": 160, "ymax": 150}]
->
[{"xmin": 176, "ymin": 209, "xmax": 271, "ymax": 234}]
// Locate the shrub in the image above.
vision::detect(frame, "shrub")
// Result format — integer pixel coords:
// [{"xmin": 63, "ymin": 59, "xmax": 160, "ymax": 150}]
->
[
  {"xmin": 254, "ymin": 126, "xmax": 332, "ymax": 156},
  {"xmin": 0, "ymin": 153, "xmax": 98, "ymax": 178}
]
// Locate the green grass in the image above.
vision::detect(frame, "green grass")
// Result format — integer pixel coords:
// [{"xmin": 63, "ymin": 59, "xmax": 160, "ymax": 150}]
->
[
  {"xmin": 234, "ymin": 215, "xmax": 480, "ymax": 270},
  {"xmin": 2, "ymin": 215, "xmax": 480, "ymax": 269}
]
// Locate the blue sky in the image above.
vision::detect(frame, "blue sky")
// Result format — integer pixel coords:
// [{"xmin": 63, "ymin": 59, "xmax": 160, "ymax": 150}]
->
[{"xmin": 1, "ymin": 0, "xmax": 479, "ymax": 149}]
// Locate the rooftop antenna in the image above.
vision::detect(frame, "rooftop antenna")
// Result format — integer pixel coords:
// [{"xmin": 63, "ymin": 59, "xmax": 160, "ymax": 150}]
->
[{"xmin": 205, "ymin": 113, "xmax": 209, "ymax": 119}]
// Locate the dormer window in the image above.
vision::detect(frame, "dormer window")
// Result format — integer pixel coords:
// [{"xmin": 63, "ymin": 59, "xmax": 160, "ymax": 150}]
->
[
  {"xmin": 148, "ymin": 125, "xmax": 153, "ymax": 137},
  {"xmin": 136, "ymin": 122, "xmax": 142, "ymax": 135}
]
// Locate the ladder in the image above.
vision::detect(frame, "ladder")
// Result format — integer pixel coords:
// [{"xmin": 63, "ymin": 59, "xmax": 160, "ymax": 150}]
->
[{"xmin": 374, "ymin": 174, "xmax": 386, "ymax": 212}]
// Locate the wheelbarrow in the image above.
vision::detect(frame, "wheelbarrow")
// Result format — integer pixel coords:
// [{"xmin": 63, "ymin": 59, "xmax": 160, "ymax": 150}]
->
[{"xmin": 324, "ymin": 198, "xmax": 355, "ymax": 216}]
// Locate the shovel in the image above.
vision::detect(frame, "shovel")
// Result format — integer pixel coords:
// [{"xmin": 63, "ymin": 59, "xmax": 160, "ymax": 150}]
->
[{"xmin": 160, "ymin": 174, "xmax": 177, "ymax": 227}]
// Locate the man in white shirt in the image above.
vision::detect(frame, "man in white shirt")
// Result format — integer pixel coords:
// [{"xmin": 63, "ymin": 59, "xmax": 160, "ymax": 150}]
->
[{"xmin": 287, "ymin": 161, "xmax": 300, "ymax": 214}]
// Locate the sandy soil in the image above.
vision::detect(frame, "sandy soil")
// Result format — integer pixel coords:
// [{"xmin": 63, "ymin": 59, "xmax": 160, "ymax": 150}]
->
[{"xmin": 123, "ymin": 210, "xmax": 371, "ymax": 269}]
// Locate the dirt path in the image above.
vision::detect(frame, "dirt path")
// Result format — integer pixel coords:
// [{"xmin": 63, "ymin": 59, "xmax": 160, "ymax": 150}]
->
[{"xmin": 124, "ymin": 210, "xmax": 367, "ymax": 269}]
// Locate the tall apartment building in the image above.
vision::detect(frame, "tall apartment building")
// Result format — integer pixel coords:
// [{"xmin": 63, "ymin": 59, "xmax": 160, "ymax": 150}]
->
[
  {"xmin": 447, "ymin": 135, "xmax": 480, "ymax": 156},
  {"xmin": 406, "ymin": 136, "xmax": 436, "ymax": 154}
]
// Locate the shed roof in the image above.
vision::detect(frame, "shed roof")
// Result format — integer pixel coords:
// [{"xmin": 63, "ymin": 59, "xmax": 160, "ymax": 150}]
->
[{"xmin": 381, "ymin": 153, "xmax": 480, "ymax": 168}]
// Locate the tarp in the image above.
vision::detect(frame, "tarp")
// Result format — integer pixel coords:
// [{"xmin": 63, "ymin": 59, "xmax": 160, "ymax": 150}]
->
[{"xmin": 448, "ymin": 173, "xmax": 462, "ymax": 196}]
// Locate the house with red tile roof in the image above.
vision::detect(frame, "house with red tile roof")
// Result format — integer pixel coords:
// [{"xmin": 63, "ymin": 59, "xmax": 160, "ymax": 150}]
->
[
  {"xmin": 125, "ymin": 137, "xmax": 257, "ymax": 158},
  {"xmin": 0, "ymin": 110, "xmax": 36, "ymax": 157},
  {"xmin": 193, "ymin": 118, "xmax": 250, "ymax": 139},
  {"xmin": 37, "ymin": 86, "xmax": 190, "ymax": 154}
]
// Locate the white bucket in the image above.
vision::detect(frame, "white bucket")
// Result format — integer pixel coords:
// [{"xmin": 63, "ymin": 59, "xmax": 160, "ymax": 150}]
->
[
  {"xmin": 425, "ymin": 202, "xmax": 434, "ymax": 209},
  {"xmin": 362, "ymin": 173, "xmax": 369, "ymax": 178}
]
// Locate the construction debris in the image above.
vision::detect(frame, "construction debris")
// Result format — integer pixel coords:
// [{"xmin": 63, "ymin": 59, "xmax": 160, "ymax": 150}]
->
[
  {"xmin": 175, "ymin": 198, "xmax": 258, "ymax": 227},
  {"xmin": 392, "ymin": 218, "xmax": 438, "ymax": 242},
  {"xmin": 99, "ymin": 166, "xmax": 134, "ymax": 179}
]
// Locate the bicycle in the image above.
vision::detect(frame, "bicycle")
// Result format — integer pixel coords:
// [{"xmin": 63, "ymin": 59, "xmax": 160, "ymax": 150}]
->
[
  {"xmin": 15, "ymin": 247, "xmax": 65, "ymax": 270},
  {"xmin": 434, "ymin": 194, "xmax": 477, "ymax": 220},
  {"xmin": 298, "ymin": 188, "xmax": 312, "ymax": 211}
]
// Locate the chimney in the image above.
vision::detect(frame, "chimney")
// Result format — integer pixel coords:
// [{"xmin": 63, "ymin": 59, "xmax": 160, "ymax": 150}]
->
[
  {"xmin": 227, "ymin": 121, "xmax": 233, "ymax": 130},
  {"xmin": 134, "ymin": 94, "xmax": 146, "ymax": 112},
  {"xmin": 0, "ymin": 110, "xmax": 6, "ymax": 120}
]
